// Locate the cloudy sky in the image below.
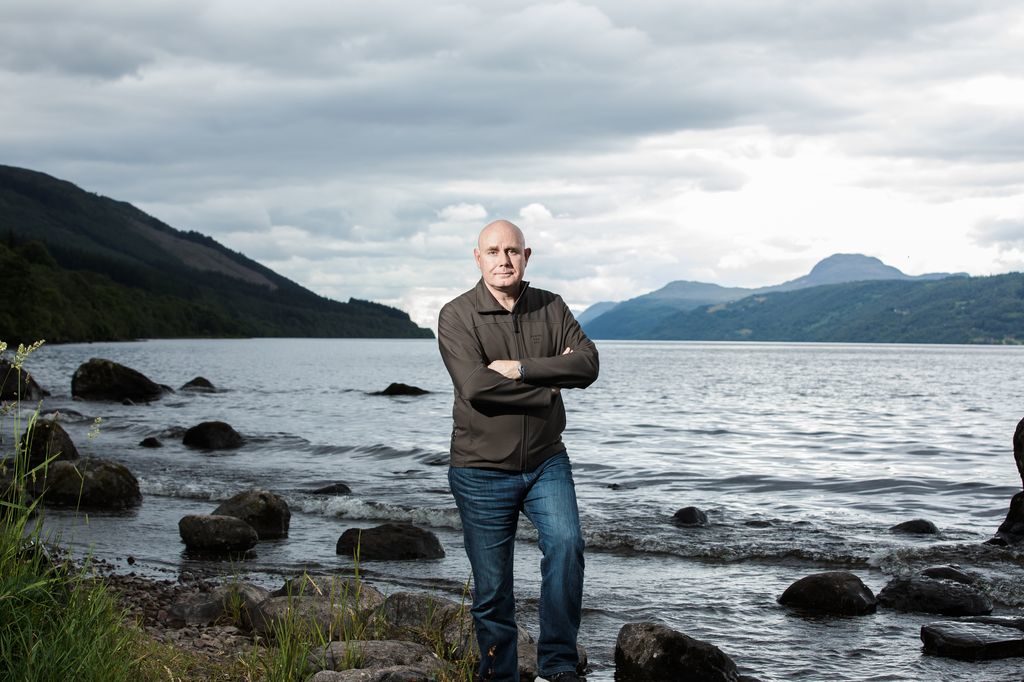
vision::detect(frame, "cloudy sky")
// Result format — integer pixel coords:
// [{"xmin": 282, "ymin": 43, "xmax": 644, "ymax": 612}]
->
[{"xmin": 3, "ymin": 1, "xmax": 1024, "ymax": 329}]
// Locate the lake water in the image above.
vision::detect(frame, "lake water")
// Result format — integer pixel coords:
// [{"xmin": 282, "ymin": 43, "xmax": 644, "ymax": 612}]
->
[{"xmin": 10, "ymin": 338, "xmax": 1024, "ymax": 681}]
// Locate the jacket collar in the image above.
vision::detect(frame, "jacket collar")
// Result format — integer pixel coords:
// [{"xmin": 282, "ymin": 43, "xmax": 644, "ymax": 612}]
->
[{"xmin": 473, "ymin": 277, "xmax": 530, "ymax": 314}]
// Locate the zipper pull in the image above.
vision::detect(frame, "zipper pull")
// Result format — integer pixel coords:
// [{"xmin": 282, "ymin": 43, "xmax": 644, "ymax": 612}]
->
[{"xmin": 513, "ymin": 314, "xmax": 520, "ymax": 333}]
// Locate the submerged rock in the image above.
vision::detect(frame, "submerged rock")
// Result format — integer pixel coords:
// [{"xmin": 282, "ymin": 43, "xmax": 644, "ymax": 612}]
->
[
  {"xmin": 921, "ymin": 616, "xmax": 1024, "ymax": 660},
  {"xmin": 183, "ymin": 421, "xmax": 244, "ymax": 450},
  {"xmin": 71, "ymin": 358, "xmax": 166, "ymax": 402},
  {"xmin": 312, "ymin": 482, "xmax": 352, "ymax": 495},
  {"xmin": 890, "ymin": 519, "xmax": 939, "ymax": 534},
  {"xmin": 373, "ymin": 382, "xmax": 429, "ymax": 396},
  {"xmin": 336, "ymin": 523, "xmax": 444, "ymax": 561},
  {"xmin": 778, "ymin": 571, "xmax": 877, "ymax": 616},
  {"xmin": 181, "ymin": 376, "xmax": 216, "ymax": 392},
  {"xmin": 139, "ymin": 437, "xmax": 163, "ymax": 448},
  {"xmin": 877, "ymin": 576, "xmax": 992, "ymax": 616},
  {"xmin": 988, "ymin": 491, "xmax": 1024, "ymax": 546},
  {"xmin": 615, "ymin": 621, "xmax": 741, "ymax": 681},
  {"xmin": 178, "ymin": 514, "xmax": 258, "ymax": 553},
  {"xmin": 672, "ymin": 506, "xmax": 709, "ymax": 526},
  {"xmin": 921, "ymin": 565, "xmax": 978, "ymax": 585},
  {"xmin": 212, "ymin": 489, "xmax": 290, "ymax": 539}
]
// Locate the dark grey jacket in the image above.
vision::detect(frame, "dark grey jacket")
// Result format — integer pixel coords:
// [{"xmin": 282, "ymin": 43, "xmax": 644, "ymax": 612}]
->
[{"xmin": 438, "ymin": 279, "xmax": 599, "ymax": 471}]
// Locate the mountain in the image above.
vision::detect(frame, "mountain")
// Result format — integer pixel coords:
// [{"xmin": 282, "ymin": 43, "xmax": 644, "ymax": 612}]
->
[
  {"xmin": 582, "ymin": 253, "xmax": 965, "ymax": 339},
  {"xmin": 648, "ymin": 274, "xmax": 1024, "ymax": 344},
  {"xmin": 0, "ymin": 165, "xmax": 433, "ymax": 343}
]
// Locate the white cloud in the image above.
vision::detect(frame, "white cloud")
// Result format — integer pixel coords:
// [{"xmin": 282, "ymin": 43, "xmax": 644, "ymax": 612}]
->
[{"xmin": 3, "ymin": 0, "xmax": 1024, "ymax": 330}]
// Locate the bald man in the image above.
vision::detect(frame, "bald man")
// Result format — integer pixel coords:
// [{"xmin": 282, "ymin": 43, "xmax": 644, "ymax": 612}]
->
[{"xmin": 438, "ymin": 220, "xmax": 600, "ymax": 682}]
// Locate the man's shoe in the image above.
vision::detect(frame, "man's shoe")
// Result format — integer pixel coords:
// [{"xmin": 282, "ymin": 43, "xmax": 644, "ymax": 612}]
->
[{"xmin": 549, "ymin": 673, "xmax": 585, "ymax": 682}]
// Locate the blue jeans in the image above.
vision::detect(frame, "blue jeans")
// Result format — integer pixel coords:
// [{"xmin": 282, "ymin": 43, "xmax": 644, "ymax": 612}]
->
[{"xmin": 449, "ymin": 452, "xmax": 585, "ymax": 682}]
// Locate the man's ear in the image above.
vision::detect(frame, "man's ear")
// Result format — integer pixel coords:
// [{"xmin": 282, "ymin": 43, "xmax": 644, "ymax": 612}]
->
[
  {"xmin": 474, "ymin": 247, "xmax": 482, "ymax": 269},
  {"xmin": 524, "ymin": 247, "xmax": 532, "ymax": 263}
]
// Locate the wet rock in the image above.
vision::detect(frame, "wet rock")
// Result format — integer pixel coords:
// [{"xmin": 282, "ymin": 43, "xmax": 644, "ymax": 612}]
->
[
  {"xmin": 212, "ymin": 489, "xmax": 290, "ymax": 539},
  {"xmin": 672, "ymin": 506, "xmax": 708, "ymax": 526},
  {"xmin": 139, "ymin": 437, "xmax": 163, "ymax": 448},
  {"xmin": 250, "ymin": 581, "xmax": 385, "ymax": 641},
  {"xmin": 373, "ymin": 382, "xmax": 429, "ymax": 396},
  {"xmin": 988, "ymin": 491, "xmax": 1024, "ymax": 546},
  {"xmin": 178, "ymin": 514, "xmax": 258, "ymax": 553},
  {"xmin": 0, "ymin": 357, "xmax": 50, "ymax": 401},
  {"xmin": 71, "ymin": 358, "xmax": 166, "ymax": 402},
  {"xmin": 313, "ymin": 482, "xmax": 352, "ymax": 495},
  {"xmin": 615, "ymin": 621, "xmax": 741, "ymax": 682},
  {"xmin": 32, "ymin": 457, "xmax": 142, "ymax": 510},
  {"xmin": 921, "ymin": 565, "xmax": 977, "ymax": 585},
  {"xmin": 921, "ymin": 616, "xmax": 1024, "ymax": 660},
  {"xmin": 306, "ymin": 640, "xmax": 441, "ymax": 677},
  {"xmin": 19, "ymin": 419, "xmax": 79, "ymax": 467},
  {"xmin": 337, "ymin": 523, "xmax": 444, "ymax": 561},
  {"xmin": 1014, "ymin": 415, "xmax": 1024, "ymax": 489},
  {"xmin": 877, "ymin": 576, "xmax": 992, "ymax": 616},
  {"xmin": 183, "ymin": 421, "xmax": 244, "ymax": 450},
  {"xmin": 778, "ymin": 571, "xmax": 877, "ymax": 616},
  {"xmin": 890, "ymin": 519, "xmax": 938, "ymax": 534},
  {"xmin": 181, "ymin": 376, "xmax": 216, "ymax": 392}
]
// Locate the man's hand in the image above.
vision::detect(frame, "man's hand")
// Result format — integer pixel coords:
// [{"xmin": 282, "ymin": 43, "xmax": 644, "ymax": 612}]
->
[{"xmin": 488, "ymin": 360, "xmax": 523, "ymax": 381}]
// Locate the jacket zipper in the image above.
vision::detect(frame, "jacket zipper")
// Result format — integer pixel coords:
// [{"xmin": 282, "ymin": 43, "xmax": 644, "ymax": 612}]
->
[{"xmin": 512, "ymin": 309, "xmax": 527, "ymax": 470}]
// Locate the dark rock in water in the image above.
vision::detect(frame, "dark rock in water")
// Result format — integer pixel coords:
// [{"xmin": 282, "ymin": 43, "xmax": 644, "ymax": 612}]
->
[
  {"xmin": 312, "ymin": 482, "xmax": 352, "ymax": 495},
  {"xmin": 615, "ymin": 621, "xmax": 741, "ymax": 682},
  {"xmin": 778, "ymin": 571, "xmax": 877, "ymax": 615},
  {"xmin": 672, "ymin": 506, "xmax": 708, "ymax": 526},
  {"xmin": 183, "ymin": 421, "xmax": 243, "ymax": 450},
  {"xmin": 212, "ymin": 489, "xmax": 290, "ymax": 539},
  {"xmin": 178, "ymin": 514, "xmax": 258, "ymax": 553},
  {"xmin": 988, "ymin": 490, "xmax": 1024, "ymax": 546},
  {"xmin": 0, "ymin": 358, "xmax": 50, "ymax": 401},
  {"xmin": 71, "ymin": 358, "xmax": 166, "ymax": 402},
  {"xmin": 336, "ymin": 523, "xmax": 444, "ymax": 561},
  {"xmin": 890, "ymin": 519, "xmax": 939, "ymax": 534},
  {"xmin": 31, "ymin": 457, "xmax": 142, "ymax": 510},
  {"xmin": 921, "ymin": 617, "xmax": 1024, "ymax": 660},
  {"xmin": 921, "ymin": 565, "xmax": 977, "ymax": 585},
  {"xmin": 1014, "ymin": 415, "xmax": 1024, "ymax": 489},
  {"xmin": 139, "ymin": 437, "xmax": 163, "ymax": 448},
  {"xmin": 181, "ymin": 376, "xmax": 216, "ymax": 392},
  {"xmin": 374, "ymin": 382, "xmax": 429, "ymax": 396},
  {"xmin": 877, "ymin": 576, "xmax": 992, "ymax": 616},
  {"xmin": 19, "ymin": 419, "xmax": 79, "ymax": 467}
]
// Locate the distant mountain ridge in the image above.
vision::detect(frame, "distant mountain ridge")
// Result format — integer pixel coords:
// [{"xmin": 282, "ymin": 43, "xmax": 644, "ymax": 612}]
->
[
  {"xmin": 582, "ymin": 253, "xmax": 968, "ymax": 340},
  {"xmin": 0, "ymin": 165, "xmax": 433, "ymax": 342}
]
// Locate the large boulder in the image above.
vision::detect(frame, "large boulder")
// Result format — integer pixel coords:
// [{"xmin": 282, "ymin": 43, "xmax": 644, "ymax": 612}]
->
[
  {"xmin": 31, "ymin": 457, "xmax": 141, "ymax": 509},
  {"xmin": 615, "ymin": 621, "xmax": 741, "ymax": 682},
  {"xmin": 212, "ymin": 489, "xmax": 290, "ymax": 539},
  {"xmin": 183, "ymin": 421, "xmax": 244, "ymax": 450},
  {"xmin": 379, "ymin": 592, "xmax": 476, "ymax": 660},
  {"xmin": 250, "ymin": 580, "xmax": 386, "ymax": 641},
  {"xmin": 921, "ymin": 616, "xmax": 1024, "ymax": 660},
  {"xmin": 988, "ymin": 491, "xmax": 1024, "ymax": 546},
  {"xmin": 71, "ymin": 358, "xmax": 165, "ymax": 402},
  {"xmin": 877, "ymin": 576, "xmax": 992, "ymax": 616},
  {"xmin": 337, "ymin": 524, "xmax": 444, "ymax": 561},
  {"xmin": 178, "ymin": 514, "xmax": 258, "ymax": 553},
  {"xmin": 19, "ymin": 419, "xmax": 79, "ymax": 468},
  {"xmin": 778, "ymin": 571, "xmax": 877, "ymax": 615},
  {"xmin": 0, "ymin": 357, "xmax": 49, "ymax": 401}
]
